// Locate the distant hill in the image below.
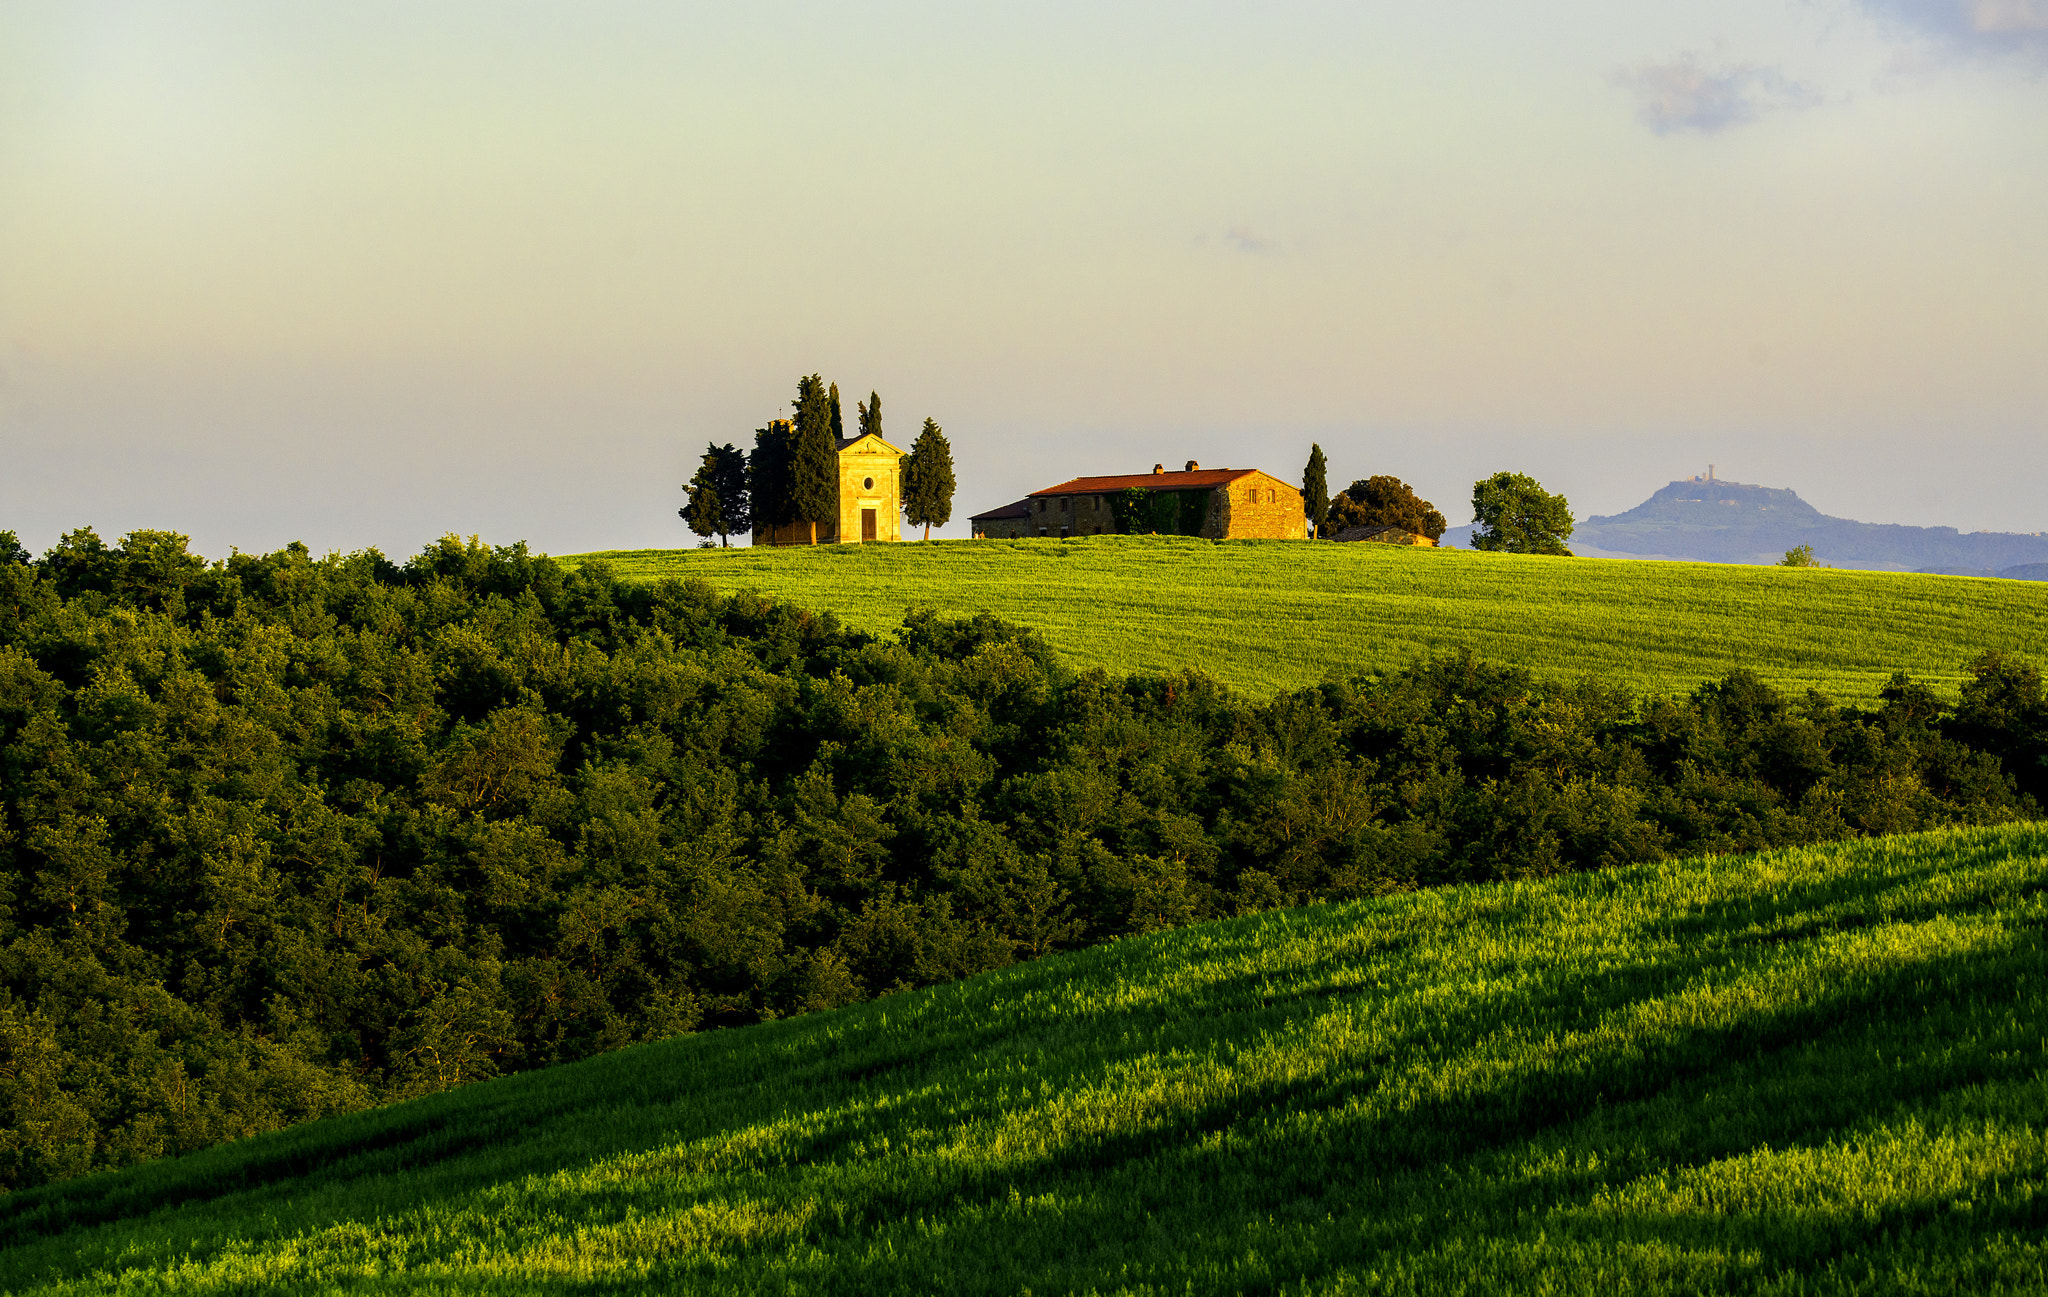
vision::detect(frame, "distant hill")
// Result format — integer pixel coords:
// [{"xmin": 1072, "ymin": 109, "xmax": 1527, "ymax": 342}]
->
[{"xmin": 1445, "ymin": 475, "xmax": 2048, "ymax": 577}]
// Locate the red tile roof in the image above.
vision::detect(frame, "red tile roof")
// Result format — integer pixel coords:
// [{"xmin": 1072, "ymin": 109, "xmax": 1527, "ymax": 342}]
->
[{"xmin": 1028, "ymin": 468, "xmax": 1260, "ymax": 497}]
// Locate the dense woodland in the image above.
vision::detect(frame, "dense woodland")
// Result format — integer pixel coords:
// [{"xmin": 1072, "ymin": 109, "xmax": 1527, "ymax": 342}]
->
[{"xmin": 0, "ymin": 527, "xmax": 2043, "ymax": 1191}]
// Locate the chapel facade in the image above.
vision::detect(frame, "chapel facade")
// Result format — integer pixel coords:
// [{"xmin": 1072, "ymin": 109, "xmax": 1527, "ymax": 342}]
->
[{"xmin": 753, "ymin": 433, "xmax": 907, "ymax": 546}]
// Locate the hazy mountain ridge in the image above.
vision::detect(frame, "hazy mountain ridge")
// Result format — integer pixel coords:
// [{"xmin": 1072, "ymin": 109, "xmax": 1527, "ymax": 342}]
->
[{"xmin": 1446, "ymin": 478, "xmax": 2048, "ymax": 577}]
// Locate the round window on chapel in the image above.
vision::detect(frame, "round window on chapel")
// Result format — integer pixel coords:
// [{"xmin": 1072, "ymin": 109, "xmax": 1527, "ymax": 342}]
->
[{"xmin": 863, "ymin": 476, "xmax": 875, "ymax": 490}]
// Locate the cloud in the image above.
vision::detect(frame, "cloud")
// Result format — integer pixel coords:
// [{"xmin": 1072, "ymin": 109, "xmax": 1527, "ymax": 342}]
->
[
  {"xmin": 1613, "ymin": 53, "xmax": 1820, "ymax": 134},
  {"xmin": 1860, "ymin": 0, "xmax": 2048, "ymax": 60},
  {"xmin": 1224, "ymin": 225, "xmax": 1274, "ymax": 254}
]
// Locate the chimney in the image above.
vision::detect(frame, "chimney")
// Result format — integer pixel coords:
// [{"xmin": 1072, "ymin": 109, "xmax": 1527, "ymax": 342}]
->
[
  {"xmin": 1153, "ymin": 463, "xmax": 1165, "ymax": 475},
  {"xmin": 1185, "ymin": 460, "xmax": 1200, "ymax": 472}
]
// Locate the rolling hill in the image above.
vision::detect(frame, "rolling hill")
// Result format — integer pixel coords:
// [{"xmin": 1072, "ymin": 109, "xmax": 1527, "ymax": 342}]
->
[
  {"xmin": 571, "ymin": 535, "xmax": 2048, "ymax": 704},
  {"xmin": 5, "ymin": 822, "xmax": 2043, "ymax": 1294}
]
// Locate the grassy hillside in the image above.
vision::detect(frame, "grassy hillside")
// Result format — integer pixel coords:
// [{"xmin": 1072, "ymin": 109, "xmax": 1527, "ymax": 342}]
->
[
  {"xmin": 6, "ymin": 822, "xmax": 2044, "ymax": 1295},
  {"xmin": 572, "ymin": 537, "xmax": 2048, "ymax": 703}
]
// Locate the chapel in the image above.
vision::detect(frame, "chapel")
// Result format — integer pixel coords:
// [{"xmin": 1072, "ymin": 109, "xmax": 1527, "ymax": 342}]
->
[{"xmin": 753, "ymin": 432, "xmax": 907, "ymax": 545}]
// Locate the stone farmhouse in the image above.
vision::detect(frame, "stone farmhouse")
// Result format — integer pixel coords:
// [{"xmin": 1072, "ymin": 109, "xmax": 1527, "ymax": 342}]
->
[
  {"xmin": 754, "ymin": 431, "xmax": 906, "ymax": 546},
  {"xmin": 970, "ymin": 462, "xmax": 1307, "ymax": 540}
]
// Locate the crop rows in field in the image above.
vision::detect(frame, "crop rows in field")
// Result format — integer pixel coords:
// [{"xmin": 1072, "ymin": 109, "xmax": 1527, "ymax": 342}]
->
[
  {"xmin": 7, "ymin": 823, "xmax": 2045, "ymax": 1294},
  {"xmin": 574, "ymin": 536, "xmax": 2048, "ymax": 703}
]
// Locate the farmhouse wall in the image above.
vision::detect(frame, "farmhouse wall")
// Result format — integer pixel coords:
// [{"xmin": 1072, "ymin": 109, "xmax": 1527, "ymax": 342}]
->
[
  {"xmin": 974, "ymin": 468, "xmax": 1306, "ymax": 540},
  {"xmin": 1211, "ymin": 471, "xmax": 1308, "ymax": 540},
  {"xmin": 981, "ymin": 493, "xmax": 1121, "ymax": 538}
]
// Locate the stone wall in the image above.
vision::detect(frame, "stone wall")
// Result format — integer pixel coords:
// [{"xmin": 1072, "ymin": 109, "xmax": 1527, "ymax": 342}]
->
[
  {"xmin": 754, "ymin": 441, "xmax": 903, "ymax": 545},
  {"xmin": 1211, "ymin": 472, "xmax": 1308, "ymax": 540},
  {"xmin": 838, "ymin": 446, "xmax": 902, "ymax": 543},
  {"xmin": 976, "ymin": 515, "xmax": 1036, "ymax": 539},
  {"xmin": 978, "ymin": 471, "xmax": 1306, "ymax": 540},
  {"xmin": 1006, "ymin": 494, "xmax": 1119, "ymax": 538}
]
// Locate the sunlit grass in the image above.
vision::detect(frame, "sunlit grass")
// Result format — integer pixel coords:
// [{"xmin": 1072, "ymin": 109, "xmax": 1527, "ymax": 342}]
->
[
  {"xmin": 570, "ymin": 536, "xmax": 2048, "ymax": 703},
  {"xmin": 6, "ymin": 823, "xmax": 2045, "ymax": 1294}
]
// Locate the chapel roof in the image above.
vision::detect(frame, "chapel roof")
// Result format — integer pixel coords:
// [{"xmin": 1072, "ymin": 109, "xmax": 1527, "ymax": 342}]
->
[{"xmin": 836, "ymin": 432, "xmax": 905, "ymax": 455}]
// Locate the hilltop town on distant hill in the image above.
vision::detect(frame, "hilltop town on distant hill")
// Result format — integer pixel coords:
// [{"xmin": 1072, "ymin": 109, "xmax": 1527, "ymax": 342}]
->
[{"xmin": 1450, "ymin": 469, "xmax": 2048, "ymax": 579}]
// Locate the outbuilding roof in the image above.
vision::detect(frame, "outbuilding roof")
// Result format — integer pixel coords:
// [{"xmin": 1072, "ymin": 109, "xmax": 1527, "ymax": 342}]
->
[
  {"xmin": 1027, "ymin": 468, "xmax": 1259, "ymax": 497},
  {"xmin": 1331, "ymin": 525, "xmax": 1433, "ymax": 545},
  {"xmin": 968, "ymin": 498, "xmax": 1034, "ymax": 521}
]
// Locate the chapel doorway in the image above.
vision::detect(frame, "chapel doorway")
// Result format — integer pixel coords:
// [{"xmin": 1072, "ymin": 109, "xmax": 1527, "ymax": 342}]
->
[{"xmin": 861, "ymin": 508, "xmax": 877, "ymax": 542}]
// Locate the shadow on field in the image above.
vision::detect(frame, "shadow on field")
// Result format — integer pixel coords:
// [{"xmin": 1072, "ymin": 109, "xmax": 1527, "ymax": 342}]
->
[
  {"xmin": 1648, "ymin": 828, "xmax": 2048, "ymax": 950},
  {"xmin": 6, "ymin": 849, "xmax": 2042, "ymax": 1293},
  {"xmin": 772, "ymin": 933, "xmax": 2045, "ymax": 1296}
]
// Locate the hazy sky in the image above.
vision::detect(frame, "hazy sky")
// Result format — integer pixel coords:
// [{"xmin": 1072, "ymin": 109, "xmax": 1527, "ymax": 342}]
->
[{"xmin": 3, "ymin": 1, "xmax": 2045, "ymax": 558}]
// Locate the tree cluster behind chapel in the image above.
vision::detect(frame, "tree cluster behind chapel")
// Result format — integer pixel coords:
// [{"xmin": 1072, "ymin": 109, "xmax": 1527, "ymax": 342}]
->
[{"xmin": 753, "ymin": 432, "xmax": 907, "ymax": 546}]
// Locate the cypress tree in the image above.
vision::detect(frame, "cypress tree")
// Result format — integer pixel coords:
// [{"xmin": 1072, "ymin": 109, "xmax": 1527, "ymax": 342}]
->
[
  {"xmin": 1303, "ymin": 444, "xmax": 1330, "ymax": 539},
  {"xmin": 828, "ymin": 382, "xmax": 845, "ymax": 443},
  {"xmin": 857, "ymin": 391, "xmax": 882, "ymax": 441},
  {"xmin": 750, "ymin": 420, "xmax": 796, "ymax": 539},
  {"xmin": 902, "ymin": 417, "xmax": 956, "ymax": 541},
  {"xmin": 791, "ymin": 375, "xmax": 839, "ymax": 543}
]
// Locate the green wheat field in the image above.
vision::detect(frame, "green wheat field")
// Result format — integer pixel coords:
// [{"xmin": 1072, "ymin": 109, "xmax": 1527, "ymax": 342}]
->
[
  {"xmin": 570, "ymin": 537, "xmax": 2048, "ymax": 703},
  {"xmin": 3, "ymin": 823, "xmax": 2042, "ymax": 1293}
]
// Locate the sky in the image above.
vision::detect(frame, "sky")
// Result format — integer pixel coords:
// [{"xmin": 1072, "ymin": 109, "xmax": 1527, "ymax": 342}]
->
[{"xmin": 2, "ymin": 0, "xmax": 2045, "ymax": 559}]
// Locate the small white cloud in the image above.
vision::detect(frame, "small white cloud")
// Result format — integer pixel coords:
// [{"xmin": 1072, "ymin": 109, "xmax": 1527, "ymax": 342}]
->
[
  {"xmin": 1613, "ymin": 53, "xmax": 1819, "ymax": 134},
  {"xmin": 1224, "ymin": 225, "xmax": 1274, "ymax": 253},
  {"xmin": 1862, "ymin": 0, "xmax": 2048, "ymax": 59}
]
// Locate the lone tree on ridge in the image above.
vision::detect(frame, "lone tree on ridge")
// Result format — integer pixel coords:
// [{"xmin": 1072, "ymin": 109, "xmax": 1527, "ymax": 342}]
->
[
  {"xmin": 680, "ymin": 450, "xmax": 725, "ymax": 546},
  {"xmin": 1469, "ymin": 471, "xmax": 1574, "ymax": 556},
  {"xmin": 902, "ymin": 417, "xmax": 956, "ymax": 540},
  {"xmin": 1330, "ymin": 476, "xmax": 1448, "ymax": 540},
  {"xmin": 711, "ymin": 443, "xmax": 750, "ymax": 540},
  {"xmin": 1302, "ymin": 445, "xmax": 1330, "ymax": 539},
  {"xmin": 680, "ymin": 443, "xmax": 749, "ymax": 546}
]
